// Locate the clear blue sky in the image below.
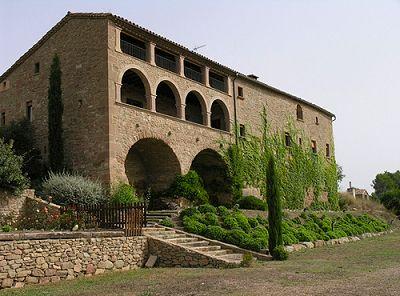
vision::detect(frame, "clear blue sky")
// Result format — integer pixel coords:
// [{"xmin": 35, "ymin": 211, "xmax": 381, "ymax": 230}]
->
[{"xmin": 1, "ymin": 0, "xmax": 400, "ymax": 192}]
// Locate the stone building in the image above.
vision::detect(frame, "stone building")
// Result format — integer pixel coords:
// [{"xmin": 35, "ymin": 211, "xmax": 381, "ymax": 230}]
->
[{"xmin": 0, "ymin": 13, "xmax": 335, "ymax": 199}]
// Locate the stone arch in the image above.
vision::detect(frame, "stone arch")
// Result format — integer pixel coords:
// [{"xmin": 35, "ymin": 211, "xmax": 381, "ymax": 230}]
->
[
  {"xmin": 155, "ymin": 80, "xmax": 180, "ymax": 117},
  {"xmin": 210, "ymin": 99, "xmax": 230, "ymax": 131},
  {"xmin": 119, "ymin": 67, "xmax": 151, "ymax": 109},
  {"xmin": 185, "ymin": 90, "xmax": 207, "ymax": 125},
  {"xmin": 125, "ymin": 138, "xmax": 181, "ymax": 195},
  {"xmin": 190, "ymin": 148, "xmax": 233, "ymax": 206}
]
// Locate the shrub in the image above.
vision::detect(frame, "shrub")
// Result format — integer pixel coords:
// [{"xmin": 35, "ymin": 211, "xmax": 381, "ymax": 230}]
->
[
  {"xmin": 169, "ymin": 171, "xmax": 209, "ymax": 205},
  {"xmin": 238, "ymin": 195, "xmax": 267, "ymax": 211},
  {"xmin": 217, "ymin": 205, "xmax": 230, "ymax": 217},
  {"xmin": 110, "ymin": 182, "xmax": 139, "ymax": 204},
  {"xmin": 225, "ymin": 229, "xmax": 248, "ymax": 246},
  {"xmin": 42, "ymin": 171, "xmax": 105, "ymax": 206},
  {"xmin": 183, "ymin": 216, "xmax": 206, "ymax": 235},
  {"xmin": 204, "ymin": 225, "xmax": 226, "ymax": 241},
  {"xmin": 248, "ymin": 217, "xmax": 259, "ymax": 228},
  {"xmin": 223, "ymin": 215, "xmax": 240, "ymax": 230},
  {"xmin": 179, "ymin": 207, "xmax": 201, "ymax": 219},
  {"xmin": 233, "ymin": 211, "xmax": 251, "ymax": 232},
  {"xmin": 203, "ymin": 212, "xmax": 219, "ymax": 226},
  {"xmin": 0, "ymin": 139, "xmax": 29, "ymax": 193},
  {"xmin": 198, "ymin": 204, "xmax": 217, "ymax": 214},
  {"xmin": 380, "ymin": 189, "xmax": 400, "ymax": 215},
  {"xmin": 271, "ymin": 245, "xmax": 288, "ymax": 261},
  {"xmin": 241, "ymin": 237, "xmax": 263, "ymax": 252},
  {"xmin": 241, "ymin": 253, "xmax": 254, "ymax": 267},
  {"xmin": 160, "ymin": 218, "xmax": 175, "ymax": 228},
  {"xmin": 250, "ymin": 225, "xmax": 269, "ymax": 246},
  {"xmin": 256, "ymin": 214, "xmax": 269, "ymax": 226},
  {"xmin": 1, "ymin": 225, "xmax": 13, "ymax": 232}
]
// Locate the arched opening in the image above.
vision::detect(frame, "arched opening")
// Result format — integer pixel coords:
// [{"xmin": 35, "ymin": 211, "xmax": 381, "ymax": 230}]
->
[
  {"xmin": 185, "ymin": 91, "xmax": 204, "ymax": 125},
  {"xmin": 156, "ymin": 81, "xmax": 178, "ymax": 117},
  {"xmin": 210, "ymin": 100, "xmax": 229, "ymax": 131},
  {"xmin": 296, "ymin": 104, "xmax": 303, "ymax": 120},
  {"xmin": 121, "ymin": 69, "xmax": 148, "ymax": 108},
  {"xmin": 125, "ymin": 138, "xmax": 181, "ymax": 195},
  {"xmin": 190, "ymin": 149, "xmax": 232, "ymax": 206}
]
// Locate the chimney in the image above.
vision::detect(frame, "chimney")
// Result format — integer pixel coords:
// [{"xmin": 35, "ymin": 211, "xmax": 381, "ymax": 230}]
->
[
  {"xmin": 247, "ymin": 74, "xmax": 258, "ymax": 80},
  {"xmin": 349, "ymin": 181, "xmax": 352, "ymax": 189}
]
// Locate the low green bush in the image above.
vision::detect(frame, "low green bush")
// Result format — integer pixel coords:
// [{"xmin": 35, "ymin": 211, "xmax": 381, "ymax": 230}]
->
[
  {"xmin": 204, "ymin": 225, "xmax": 226, "ymax": 241},
  {"xmin": 241, "ymin": 253, "xmax": 254, "ymax": 267},
  {"xmin": 217, "ymin": 205, "xmax": 230, "ymax": 217},
  {"xmin": 237, "ymin": 195, "xmax": 267, "ymax": 211},
  {"xmin": 198, "ymin": 204, "xmax": 217, "ymax": 214},
  {"xmin": 271, "ymin": 245, "xmax": 288, "ymax": 261},
  {"xmin": 183, "ymin": 216, "xmax": 206, "ymax": 235},
  {"xmin": 179, "ymin": 207, "xmax": 201, "ymax": 219},
  {"xmin": 110, "ymin": 182, "xmax": 140, "ymax": 204},
  {"xmin": 42, "ymin": 171, "xmax": 105, "ymax": 206},
  {"xmin": 225, "ymin": 229, "xmax": 248, "ymax": 247},
  {"xmin": 256, "ymin": 215, "xmax": 269, "ymax": 226},
  {"xmin": 160, "ymin": 218, "xmax": 175, "ymax": 228},
  {"xmin": 233, "ymin": 211, "xmax": 251, "ymax": 232},
  {"xmin": 223, "ymin": 215, "xmax": 240, "ymax": 230},
  {"xmin": 1, "ymin": 225, "xmax": 13, "ymax": 232},
  {"xmin": 248, "ymin": 217, "xmax": 259, "ymax": 228},
  {"xmin": 169, "ymin": 171, "xmax": 209, "ymax": 205},
  {"xmin": 203, "ymin": 212, "xmax": 219, "ymax": 226}
]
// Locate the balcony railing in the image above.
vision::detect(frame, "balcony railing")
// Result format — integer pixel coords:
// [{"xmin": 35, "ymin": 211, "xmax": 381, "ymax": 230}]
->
[
  {"xmin": 156, "ymin": 54, "xmax": 176, "ymax": 72},
  {"xmin": 209, "ymin": 76, "xmax": 226, "ymax": 92},
  {"xmin": 121, "ymin": 40, "xmax": 146, "ymax": 61},
  {"xmin": 184, "ymin": 67, "xmax": 202, "ymax": 82}
]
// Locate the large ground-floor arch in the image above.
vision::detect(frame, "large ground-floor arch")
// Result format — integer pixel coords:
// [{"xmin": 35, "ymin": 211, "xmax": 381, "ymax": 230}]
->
[
  {"xmin": 190, "ymin": 149, "xmax": 233, "ymax": 206},
  {"xmin": 124, "ymin": 138, "xmax": 181, "ymax": 195}
]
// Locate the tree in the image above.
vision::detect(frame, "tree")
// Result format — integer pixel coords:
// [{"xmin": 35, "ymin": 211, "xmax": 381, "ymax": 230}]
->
[
  {"xmin": 372, "ymin": 171, "xmax": 400, "ymax": 198},
  {"xmin": 266, "ymin": 155, "xmax": 284, "ymax": 259},
  {"xmin": 47, "ymin": 54, "xmax": 64, "ymax": 172}
]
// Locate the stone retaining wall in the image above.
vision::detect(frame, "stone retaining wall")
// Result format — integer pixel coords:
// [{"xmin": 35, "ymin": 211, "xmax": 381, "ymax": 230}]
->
[
  {"xmin": 0, "ymin": 235, "xmax": 148, "ymax": 289},
  {"xmin": 148, "ymin": 237, "xmax": 236, "ymax": 268},
  {"xmin": 0, "ymin": 190, "xmax": 33, "ymax": 225}
]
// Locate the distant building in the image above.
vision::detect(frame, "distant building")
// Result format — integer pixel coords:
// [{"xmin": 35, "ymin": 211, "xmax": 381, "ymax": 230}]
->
[{"xmin": 347, "ymin": 182, "xmax": 370, "ymax": 200}]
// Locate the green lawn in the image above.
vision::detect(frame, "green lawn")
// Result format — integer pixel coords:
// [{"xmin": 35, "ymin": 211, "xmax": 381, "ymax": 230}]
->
[{"xmin": 2, "ymin": 230, "xmax": 400, "ymax": 296}]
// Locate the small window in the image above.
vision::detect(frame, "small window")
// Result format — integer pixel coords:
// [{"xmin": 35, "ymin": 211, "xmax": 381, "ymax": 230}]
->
[
  {"xmin": 239, "ymin": 124, "xmax": 246, "ymax": 137},
  {"xmin": 298, "ymin": 137, "xmax": 302, "ymax": 146},
  {"xmin": 285, "ymin": 132, "xmax": 291, "ymax": 147},
  {"xmin": 34, "ymin": 62, "xmax": 40, "ymax": 74},
  {"xmin": 311, "ymin": 140, "xmax": 317, "ymax": 153},
  {"xmin": 26, "ymin": 101, "xmax": 33, "ymax": 121},
  {"xmin": 296, "ymin": 104, "xmax": 303, "ymax": 120},
  {"xmin": 326, "ymin": 144, "xmax": 330, "ymax": 157},
  {"xmin": 238, "ymin": 86, "xmax": 244, "ymax": 98},
  {"xmin": 315, "ymin": 117, "xmax": 319, "ymax": 125},
  {"xmin": 1, "ymin": 112, "xmax": 5, "ymax": 126}
]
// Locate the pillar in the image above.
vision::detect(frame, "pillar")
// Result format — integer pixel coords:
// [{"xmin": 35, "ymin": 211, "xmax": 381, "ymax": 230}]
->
[
  {"xmin": 202, "ymin": 66, "xmax": 210, "ymax": 87},
  {"xmin": 146, "ymin": 42, "xmax": 156, "ymax": 66},
  {"xmin": 148, "ymin": 94, "xmax": 157, "ymax": 112},
  {"xmin": 115, "ymin": 27, "xmax": 122, "ymax": 53},
  {"xmin": 203, "ymin": 111, "xmax": 211, "ymax": 127},
  {"xmin": 115, "ymin": 82, "xmax": 122, "ymax": 102},
  {"xmin": 178, "ymin": 103, "xmax": 186, "ymax": 120},
  {"xmin": 225, "ymin": 76, "xmax": 232, "ymax": 95},
  {"xmin": 177, "ymin": 55, "xmax": 185, "ymax": 77}
]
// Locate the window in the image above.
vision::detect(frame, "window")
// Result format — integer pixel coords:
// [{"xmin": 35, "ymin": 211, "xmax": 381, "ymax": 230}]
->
[
  {"xmin": 1, "ymin": 112, "xmax": 5, "ymax": 126},
  {"xmin": 296, "ymin": 104, "xmax": 303, "ymax": 120},
  {"xmin": 34, "ymin": 62, "xmax": 40, "ymax": 74},
  {"xmin": 298, "ymin": 137, "xmax": 302, "ymax": 146},
  {"xmin": 315, "ymin": 117, "xmax": 319, "ymax": 125},
  {"xmin": 238, "ymin": 86, "xmax": 244, "ymax": 98},
  {"xmin": 285, "ymin": 132, "xmax": 291, "ymax": 147},
  {"xmin": 326, "ymin": 144, "xmax": 330, "ymax": 157},
  {"xmin": 311, "ymin": 140, "xmax": 317, "ymax": 153},
  {"xmin": 239, "ymin": 124, "xmax": 246, "ymax": 137},
  {"xmin": 26, "ymin": 101, "xmax": 33, "ymax": 121}
]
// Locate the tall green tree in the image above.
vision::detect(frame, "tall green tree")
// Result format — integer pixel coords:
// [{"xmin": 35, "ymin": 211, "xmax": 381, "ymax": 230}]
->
[
  {"xmin": 266, "ymin": 155, "xmax": 283, "ymax": 256},
  {"xmin": 47, "ymin": 54, "xmax": 64, "ymax": 172}
]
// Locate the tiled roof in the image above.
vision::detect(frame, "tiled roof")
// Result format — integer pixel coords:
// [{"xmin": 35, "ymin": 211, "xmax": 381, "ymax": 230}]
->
[{"xmin": 0, "ymin": 12, "xmax": 335, "ymax": 118}]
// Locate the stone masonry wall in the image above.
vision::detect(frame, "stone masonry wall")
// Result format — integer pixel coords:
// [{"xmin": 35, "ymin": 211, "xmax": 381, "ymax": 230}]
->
[
  {"xmin": 0, "ymin": 190, "xmax": 35, "ymax": 225},
  {"xmin": 148, "ymin": 237, "xmax": 235, "ymax": 268},
  {"xmin": 0, "ymin": 236, "xmax": 147, "ymax": 289}
]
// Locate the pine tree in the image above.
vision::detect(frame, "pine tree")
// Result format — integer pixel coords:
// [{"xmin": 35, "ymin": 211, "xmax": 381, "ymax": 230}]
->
[
  {"xmin": 267, "ymin": 154, "xmax": 283, "ymax": 256},
  {"xmin": 47, "ymin": 54, "xmax": 64, "ymax": 172}
]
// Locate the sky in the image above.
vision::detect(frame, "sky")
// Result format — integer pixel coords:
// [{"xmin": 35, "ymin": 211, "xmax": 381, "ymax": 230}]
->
[{"xmin": 1, "ymin": 0, "xmax": 399, "ymax": 192}]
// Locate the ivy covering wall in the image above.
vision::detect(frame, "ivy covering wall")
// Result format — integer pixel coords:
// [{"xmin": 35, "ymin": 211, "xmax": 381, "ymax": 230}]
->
[{"xmin": 222, "ymin": 108, "xmax": 339, "ymax": 210}]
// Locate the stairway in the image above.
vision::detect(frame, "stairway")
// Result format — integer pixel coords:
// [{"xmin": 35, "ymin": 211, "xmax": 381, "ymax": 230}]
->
[
  {"xmin": 146, "ymin": 210, "xmax": 179, "ymax": 226},
  {"xmin": 144, "ymin": 227, "xmax": 270, "ymax": 266}
]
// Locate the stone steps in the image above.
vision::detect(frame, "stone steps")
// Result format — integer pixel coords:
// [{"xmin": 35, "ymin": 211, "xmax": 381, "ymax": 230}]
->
[{"xmin": 143, "ymin": 227, "xmax": 268, "ymax": 266}]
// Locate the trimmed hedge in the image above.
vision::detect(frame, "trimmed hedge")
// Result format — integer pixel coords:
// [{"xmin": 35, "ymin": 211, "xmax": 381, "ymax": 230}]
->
[
  {"xmin": 237, "ymin": 195, "xmax": 267, "ymax": 211},
  {"xmin": 181, "ymin": 204, "xmax": 390, "ymax": 253}
]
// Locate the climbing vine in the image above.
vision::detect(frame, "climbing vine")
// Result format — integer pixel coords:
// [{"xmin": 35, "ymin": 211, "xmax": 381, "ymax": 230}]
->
[{"xmin": 222, "ymin": 107, "xmax": 339, "ymax": 210}]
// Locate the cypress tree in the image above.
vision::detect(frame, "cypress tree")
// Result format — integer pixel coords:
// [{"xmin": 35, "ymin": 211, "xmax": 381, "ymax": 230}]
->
[
  {"xmin": 47, "ymin": 54, "xmax": 64, "ymax": 172},
  {"xmin": 267, "ymin": 154, "xmax": 283, "ymax": 256}
]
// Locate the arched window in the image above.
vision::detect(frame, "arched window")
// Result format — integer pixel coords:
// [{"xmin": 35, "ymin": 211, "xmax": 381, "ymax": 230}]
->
[
  {"xmin": 185, "ymin": 91, "xmax": 205, "ymax": 125},
  {"xmin": 155, "ymin": 81, "xmax": 178, "ymax": 117},
  {"xmin": 296, "ymin": 104, "xmax": 303, "ymax": 120},
  {"xmin": 210, "ymin": 100, "xmax": 229, "ymax": 131},
  {"xmin": 121, "ymin": 70, "xmax": 148, "ymax": 108}
]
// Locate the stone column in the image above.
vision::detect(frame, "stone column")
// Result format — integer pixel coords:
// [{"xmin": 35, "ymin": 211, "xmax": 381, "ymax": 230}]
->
[
  {"xmin": 177, "ymin": 55, "xmax": 185, "ymax": 77},
  {"xmin": 203, "ymin": 111, "xmax": 211, "ymax": 127},
  {"xmin": 148, "ymin": 94, "xmax": 157, "ymax": 112},
  {"xmin": 115, "ymin": 82, "xmax": 122, "ymax": 102},
  {"xmin": 146, "ymin": 42, "xmax": 156, "ymax": 66},
  {"xmin": 115, "ymin": 27, "xmax": 122, "ymax": 53},
  {"xmin": 202, "ymin": 66, "xmax": 210, "ymax": 87},
  {"xmin": 225, "ymin": 76, "xmax": 232, "ymax": 95},
  {"xmin": 178, "ymin": 104, "xmax": 186, "ymax": 120}
]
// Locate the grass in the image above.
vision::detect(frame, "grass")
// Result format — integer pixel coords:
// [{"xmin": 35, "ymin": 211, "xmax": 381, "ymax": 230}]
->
[{"xmin": 1, "ymin": 229, "xmax": 399, "ymax": 296}]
